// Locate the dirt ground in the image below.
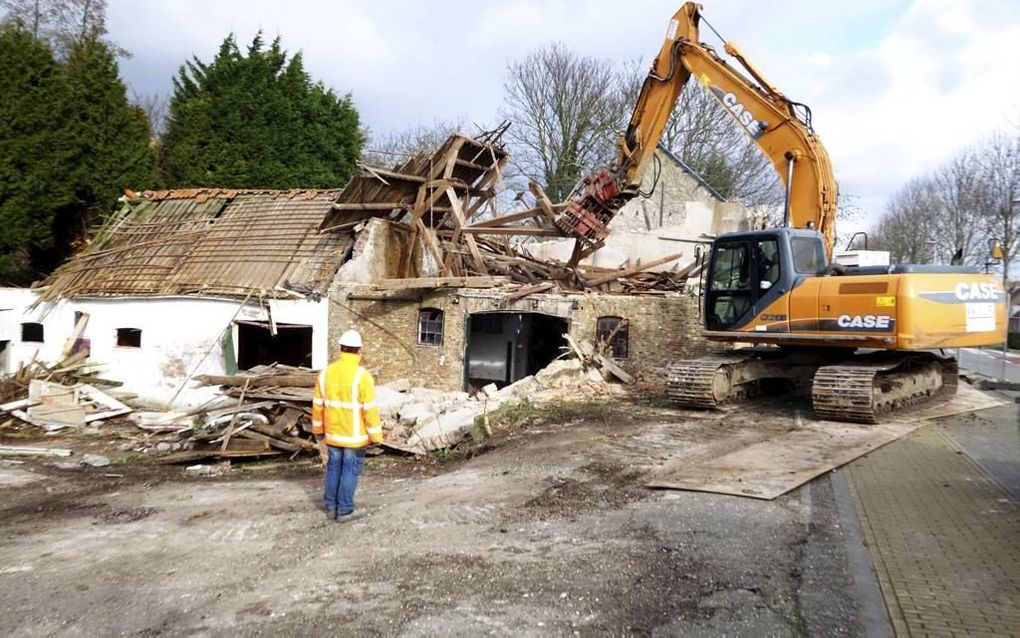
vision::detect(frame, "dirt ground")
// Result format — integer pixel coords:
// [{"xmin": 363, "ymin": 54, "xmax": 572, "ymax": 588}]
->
[{"xmin": 0, "ymin": 400, "xmax": 865, "ymax": 635}]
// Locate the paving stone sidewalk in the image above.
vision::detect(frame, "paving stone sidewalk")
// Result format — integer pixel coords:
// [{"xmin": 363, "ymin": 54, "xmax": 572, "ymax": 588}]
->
[{"xmin": 846, "ymin": 425, "xmax": 1019, "ymax": 636}]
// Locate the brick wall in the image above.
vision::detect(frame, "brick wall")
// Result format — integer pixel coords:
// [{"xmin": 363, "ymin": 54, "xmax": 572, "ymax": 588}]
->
[{"xmin": 328, "ymin": 285, "xmax": 712, "ymax": 392}]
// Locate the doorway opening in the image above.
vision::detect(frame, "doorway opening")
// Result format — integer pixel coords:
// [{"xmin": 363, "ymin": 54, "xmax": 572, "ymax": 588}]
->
[
  {"xmin": 465, "ymin": 312, "xmax": 567, "ymax": 391},
  {"xmin": 236, "ymin": 321, "xmax": 312, "ymax": 370}
]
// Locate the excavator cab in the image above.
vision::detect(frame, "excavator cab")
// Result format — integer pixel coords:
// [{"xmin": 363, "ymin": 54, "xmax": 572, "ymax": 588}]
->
[{"xmin": 704, "ymin": 228, "xmax": 826, "ymax": 330}]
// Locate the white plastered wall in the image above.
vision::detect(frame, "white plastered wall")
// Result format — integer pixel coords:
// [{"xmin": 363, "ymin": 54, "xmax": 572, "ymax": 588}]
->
[{"xmin": 0, "ymin": 288, "xmax": 328, "ymax": 410}]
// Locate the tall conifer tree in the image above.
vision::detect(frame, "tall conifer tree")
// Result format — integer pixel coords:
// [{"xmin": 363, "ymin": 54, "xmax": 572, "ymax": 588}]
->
[{"xmin": 160, "ymin": 33, "xmax": 363, "ymax": 189}]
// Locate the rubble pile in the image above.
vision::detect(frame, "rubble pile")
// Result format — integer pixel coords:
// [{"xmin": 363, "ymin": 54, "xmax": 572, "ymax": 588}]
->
[{"xmin": 2, "ymin": 337, "xmax": 634, "ymax": 462}]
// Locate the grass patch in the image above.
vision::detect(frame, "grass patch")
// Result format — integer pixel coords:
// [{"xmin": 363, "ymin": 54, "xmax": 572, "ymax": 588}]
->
[
  {"xmin": 112, "ymin": 453, "xmax": 149, "ymax": 465},
  {"xmin": 476, "ymin": 398, "xmax": 627, "ymax": 438}
]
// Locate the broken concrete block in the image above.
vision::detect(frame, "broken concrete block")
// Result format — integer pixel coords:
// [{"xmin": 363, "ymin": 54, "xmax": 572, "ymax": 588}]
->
[
  {"xmin": 535, "ymin": 359, "xmax": 584, "ymax": 388},
  {"xmin": 381, "ymin": 378, "xmax": 412, "ymax": 393},
  {"xmin": 375, "ymin": 386, "xmax": 413, "ymax": 419},
  {"xmin": 409, "ymin": 387, "xmax": 444, "ymax": 401},
  {"xmin": 407, "ymin": 403, "xmax": 485, "ymax": 451},
  {"xmin": 481, "ymin": 383, "xmax": 499, "ymax": 399},
  {"xmin": 398, "ymin": 402, "xmax": 433, "ymax": 427},
  {"xmin": 81, "ymin": 453, "xmax": 111, "ymax": 467},
  {"xmin": 497, "ymin": 375, "xmax": 539, "ymax": 400}
]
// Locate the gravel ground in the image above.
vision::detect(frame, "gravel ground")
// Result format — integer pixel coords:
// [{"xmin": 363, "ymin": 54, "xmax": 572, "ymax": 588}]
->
[{"xmin": 0, "ymin": 401, "xmax": 866, "ymax": 635}]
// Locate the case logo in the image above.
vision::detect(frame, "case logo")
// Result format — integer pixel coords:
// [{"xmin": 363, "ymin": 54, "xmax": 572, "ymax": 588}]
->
[
  {"xmin": 708, "ymin": 86, "xmax": 768, "ymax": 139},
  {"xmin": 954, "ymin": 282, "xmax": 999, "ymax": 301},
  {"xmin": 837, "ymin": 314, "xmax": 892, "ymax": 329}
]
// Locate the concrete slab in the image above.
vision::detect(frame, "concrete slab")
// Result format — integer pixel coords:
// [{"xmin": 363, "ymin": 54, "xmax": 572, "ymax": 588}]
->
[{"xmin": 646, "ymin": 384, "xmax": 1005, "ymax": 500}]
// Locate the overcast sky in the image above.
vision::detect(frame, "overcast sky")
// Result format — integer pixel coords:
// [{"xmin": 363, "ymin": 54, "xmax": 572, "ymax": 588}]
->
[{"xmin": 107, "ymin": 0, "xmax": 1020, "ymax": 232}]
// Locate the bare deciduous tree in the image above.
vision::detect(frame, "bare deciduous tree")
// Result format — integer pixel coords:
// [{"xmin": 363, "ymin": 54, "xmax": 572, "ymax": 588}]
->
[
  {"xmin": 501, "ymin": 43, "xmax": 628, "ymax": 202},
  {"xmin": 362, "ymin": 118, "xmax": 464, "ymax": 167},
  {"xmin": 132, "ymin": 90, "xmax": 167, "ymax": 139},
  {"xmin": 928, "ymin": 153, "xmax": 986, "ymax": 267},
  {"xmin": 871, "ymin": 178, "xmax": 941, "ymax": 263},
  {"xmin": 974, "ymin": 130, "xmax": 1020, "ymax": 280},
  {"xmin": 871, "ymin": 127, "xmax": 1020, "ymax": 275},
  {"xmin": 1, "ymin": 0, "xmax": 120, "ymax": 57}
]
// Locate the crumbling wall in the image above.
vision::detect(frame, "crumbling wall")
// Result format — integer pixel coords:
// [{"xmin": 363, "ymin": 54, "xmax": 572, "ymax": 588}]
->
[
  {"xmin": 335, "ymin": 218, "xmax": 409, "ymax": 283},
  {"xmin": 569, "ymin": 294, "xmax": 711, "ymax": 385},
  {"xmin": 329, "ymin": 286, "xmax": 467, "ymax": 389},
  {"xmin": 329, "ymin": 285, "xmax": 710, "ymax": 392}
]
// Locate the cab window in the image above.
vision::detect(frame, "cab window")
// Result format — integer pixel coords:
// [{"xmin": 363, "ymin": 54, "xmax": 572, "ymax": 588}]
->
[
  {"xmin": 710, "ymin": 242, "xmax": 749, "ymax": 291},
  {"xmin": 792, "ymin": 237, "xmax": 826, "ymax": 274},
  {"xmin": 757, "ymin": 238, "xmax": 780, "ymax": 290}
]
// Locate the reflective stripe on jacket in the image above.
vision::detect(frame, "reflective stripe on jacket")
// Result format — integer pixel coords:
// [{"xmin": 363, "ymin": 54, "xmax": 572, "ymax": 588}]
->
[{"xmin": 311, "ymin": 352, "xmax": 382, "ymax": 448}]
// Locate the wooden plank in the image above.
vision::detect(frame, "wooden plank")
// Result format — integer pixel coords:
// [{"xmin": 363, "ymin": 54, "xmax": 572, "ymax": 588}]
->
[
  {"xmin": 415, "ymin": 218, "xmax": 448, "ymax": 274},
  {"xmin": 203, "ymin": 401, "xmax": 278, "ymax": 420},
  {"xmin": 467, "ymin": 206, "xmax": 561, "ymax": 228},
  {"xmin": 248, "ymin": 422, "xmax": 316, "ymax": 450},
  {"xmin": 585, "ymin": 252, "xmax": 683, "ymax": 286},
  {"xmin": 61, "ymin": 313, "xmax": 90, "ymax": 359},
  {"xmin": 194, "ymin": 372, "xmax": 318, "ymax": 388},
  {"xmin": 0, "ymin": 445, "xmax": 72, "ymax": 457},
  {"xmin": 235, "ymin": 429, "xmax": 305, "ymax": 453},
  {"xmin": 375, "ymin": 276, "xmax": 504, "ymax": 290},
  {"xmin": 528, "ymin": 181, "xmax": 562, "ymax": 225},
  {"xmin": 504, "ymin": 282, "xmax": 556, "ymax": 302},
  {"xmin": 445, "ymin": 186, "xmax": 489, "ymax": 275},
  {"xmin": 461, "ymin": 227, "xmax": 564, "ymax": 237},
  {"xmin": 593, "ymin": 353, "xmax": 635, "ymax": 384},
  {"xmin": 270, "ymin": 407, "xmax": 303, "ymax": 436},
  {"xmin": 330, "ymin": 202, "xmax": 411, "ymax": 211}
]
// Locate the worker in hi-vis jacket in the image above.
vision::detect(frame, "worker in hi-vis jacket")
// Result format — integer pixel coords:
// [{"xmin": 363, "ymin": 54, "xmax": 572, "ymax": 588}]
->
[{"xmin": 312, "ymin": 329, "xmax": 382, "ymax": 521}]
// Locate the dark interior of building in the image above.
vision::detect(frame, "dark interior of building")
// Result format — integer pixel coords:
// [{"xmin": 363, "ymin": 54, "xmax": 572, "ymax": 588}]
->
[
  {"xmin": 465, "ymin": 312, "xmax": 567, "ymax": 390},
  {"xmin": 236, "ymin": 321, "xmax": 313, "ymax": 370}
]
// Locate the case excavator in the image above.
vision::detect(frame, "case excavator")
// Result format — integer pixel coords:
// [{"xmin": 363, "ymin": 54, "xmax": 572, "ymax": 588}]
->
[{"xmin": 555, "ymin": 3, "xmax": 1006, "ymax": 423}]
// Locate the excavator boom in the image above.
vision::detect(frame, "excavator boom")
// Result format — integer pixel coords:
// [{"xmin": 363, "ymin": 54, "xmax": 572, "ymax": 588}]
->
[{"xmin": 556, "ymin": 2, "xmax": 838, "ymax": 257}]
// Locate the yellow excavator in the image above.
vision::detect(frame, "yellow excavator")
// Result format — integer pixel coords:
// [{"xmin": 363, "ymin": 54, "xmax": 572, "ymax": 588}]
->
[{"xmin": 555, "ymin": 3, "xmax": 1007, "ymax": 422}]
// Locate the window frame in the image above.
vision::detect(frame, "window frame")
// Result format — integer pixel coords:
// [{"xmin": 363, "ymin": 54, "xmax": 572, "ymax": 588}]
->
[
  {"xmin": 417, "ymin": 308, "xmax": 444, "ymax": 346},
  {"xmin": 595, "ymin": 316, "xmax": 629, "ymax": 359},
  {"xmin": 792, "ymin": 236, "xmax": 826, "ymax": 275}
]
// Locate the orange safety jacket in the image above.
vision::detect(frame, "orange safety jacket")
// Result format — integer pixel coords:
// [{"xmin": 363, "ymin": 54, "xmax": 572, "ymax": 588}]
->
[{"xmin": 311, "ymin": 352, "xmax": 382, "ymax": 448}]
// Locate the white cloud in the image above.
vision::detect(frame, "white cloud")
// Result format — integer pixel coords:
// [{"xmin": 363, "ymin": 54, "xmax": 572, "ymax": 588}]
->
[{"xmin": 104, "ymin": 0, "xmax": 1020, "ymax": 229}]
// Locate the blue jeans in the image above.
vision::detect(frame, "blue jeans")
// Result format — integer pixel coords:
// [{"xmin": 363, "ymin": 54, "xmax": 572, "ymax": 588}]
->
[{"xmin": 323, "ymin": 446, "xmax": 366, "ymax": 515}]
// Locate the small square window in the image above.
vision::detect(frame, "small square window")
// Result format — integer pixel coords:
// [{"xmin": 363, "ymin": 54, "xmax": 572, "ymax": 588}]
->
[
  {"xmin": 418, "ymin": 309, "xmax": 444, "ymax": 346},
  {"xmin": 116, "ymin": 328, "xmax": 142, "ymax": 348},
  {"xmin": 21, "ymin": 322, "xmax": 44, "ymax": 343}
]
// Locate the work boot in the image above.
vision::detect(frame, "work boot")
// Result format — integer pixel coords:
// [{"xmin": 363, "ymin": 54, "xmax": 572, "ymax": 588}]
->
[{"xmin": 335, "ymin": 510, "xmax": 365, "ymax": 523}]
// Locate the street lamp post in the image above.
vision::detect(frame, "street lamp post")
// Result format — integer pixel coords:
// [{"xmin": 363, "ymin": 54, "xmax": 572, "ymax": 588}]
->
[{"xmin": 999, "ymin": 197, "xmax": 1020, "ymax": 380}]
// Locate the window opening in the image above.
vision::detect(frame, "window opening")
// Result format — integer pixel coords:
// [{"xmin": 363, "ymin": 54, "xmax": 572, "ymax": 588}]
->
[
  {"xmin": 418, "ymin": 308, "xmax": 444, "ymax": 345},
  {"xmin": 116, "ymin": 328, "xmax": 142, "ymax": 348},
  {"xmin": 21, "ymin": 322, "xmax": 44, "ymax": 343},
  {"xmin": 596, "ymin": 316, "xmax": 629, "ymax": 358}
]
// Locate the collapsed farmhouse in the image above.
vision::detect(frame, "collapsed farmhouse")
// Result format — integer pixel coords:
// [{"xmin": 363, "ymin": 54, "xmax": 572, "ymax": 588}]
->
[{"xmin": 0, "ymin": 132, "xmax": 755, "ymax": 409}]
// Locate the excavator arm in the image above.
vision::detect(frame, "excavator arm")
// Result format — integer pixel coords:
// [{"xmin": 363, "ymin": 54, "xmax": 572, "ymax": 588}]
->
[{"xmin": 557, "ymin": 2, "xmax": 839, "ymax": 258}]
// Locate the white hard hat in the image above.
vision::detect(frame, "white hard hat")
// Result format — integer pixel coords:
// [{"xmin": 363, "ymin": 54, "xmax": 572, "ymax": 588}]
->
[{"xmin": 339, "ymin": 329, "xmax": 363, "ymax": 349}]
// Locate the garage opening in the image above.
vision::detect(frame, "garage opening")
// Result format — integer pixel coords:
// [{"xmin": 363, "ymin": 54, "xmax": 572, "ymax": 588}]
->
[
  {"xmin": 465, "ymin": 312, "xmax": 567, "ymax": 391},
  {"xmin": 236, "ymin": 321, "xmax": 313, "ymax": 370}
]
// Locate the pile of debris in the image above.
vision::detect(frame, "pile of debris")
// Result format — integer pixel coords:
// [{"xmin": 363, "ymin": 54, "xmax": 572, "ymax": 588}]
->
[
  {"xmin": 142, "ymin": 335, "xmax": 633, "ymax": 459},
  {"xmin": 333, "ymin": 129, "xmax": 702, "ymax": 299}
]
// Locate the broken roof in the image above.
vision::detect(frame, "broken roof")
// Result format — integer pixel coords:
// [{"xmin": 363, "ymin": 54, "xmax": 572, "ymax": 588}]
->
[{"xmin": 37, "ymin": 189, "xmax": 353, "ymax": 301}]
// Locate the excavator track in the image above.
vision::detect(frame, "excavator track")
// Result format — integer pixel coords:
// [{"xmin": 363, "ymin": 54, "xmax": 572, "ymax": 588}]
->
[
  {"xmin": 666, "ymin": 352, "xmax": 759, "ymax": 409},
  {"xmin": 811, "ymin": 354, "xmax": 958, "ymax": 424}
]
